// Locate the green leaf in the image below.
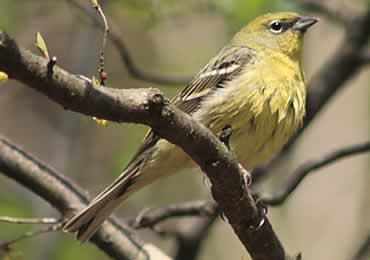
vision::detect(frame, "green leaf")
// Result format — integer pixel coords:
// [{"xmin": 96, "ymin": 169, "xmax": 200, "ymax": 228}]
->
[{"xmin": 34, "ymin": 32, "xmax": 49, "ymax": 59}]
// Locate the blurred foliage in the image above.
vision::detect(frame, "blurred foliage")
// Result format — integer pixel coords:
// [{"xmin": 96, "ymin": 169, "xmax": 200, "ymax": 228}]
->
[
  {"xmin": 0, "ymin": 0, "xmax": 16, "ymax": 31},
  {"xmin": 53, "ymin": 238, "xmax": 107, "ymax": 260},
  {"xmin": 109, "ymin": 0, "xmax": 302, "ymax": 29}
]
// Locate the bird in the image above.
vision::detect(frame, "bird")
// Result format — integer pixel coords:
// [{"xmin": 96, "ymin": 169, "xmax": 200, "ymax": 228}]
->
[{"xmin": 63, "ymin": 12, "xmax": 318, "ymax": 242}]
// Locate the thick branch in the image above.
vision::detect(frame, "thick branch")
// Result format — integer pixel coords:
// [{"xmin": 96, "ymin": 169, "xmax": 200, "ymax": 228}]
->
[
  {"xmin": 260, "ymin": 141, "xmax": 370, "ymax": 206},
  {"xmin": 0, "ymin": 31, "xmax": 287, "ymax": 259},
  {"xmin": 0, "ymin": 136, "xmax": 171, "ymax": 260}
]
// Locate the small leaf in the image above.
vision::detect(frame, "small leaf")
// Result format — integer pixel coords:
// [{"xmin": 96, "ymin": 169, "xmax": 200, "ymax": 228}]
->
[
  {"xmin": 0, "ymin": 71, "xmax": 8, "ymax": 83},
  {"xmin": 35, "ymin": 32, "xmax": 49, "ymax": 59}
]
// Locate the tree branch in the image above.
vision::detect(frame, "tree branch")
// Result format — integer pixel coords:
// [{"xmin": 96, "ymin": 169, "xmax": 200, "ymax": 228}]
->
[
  {"xmin": 260, "ymin": 141, "xmax": 370, "ymax": 206},
  {"xmin": 0, "ymin": 31, "xmax": 288, "ymax": 259},
  {"xmin": 128, "ymin": 201, "xmax": 218, "ymax": 260},
  {"xmin": 0, "ymin": 216, "xmax": 59, "ymax": 224},
  {"xmin": 0, "ymin": 222, "xmax": 63, "ymax": 250},
  {"xmin": 0, "ymin": 136, "xmax": 172, "ymax": 260},
  {"xmin": 131, "ymin": 200, "xmax": 218, "ymax": 229}
]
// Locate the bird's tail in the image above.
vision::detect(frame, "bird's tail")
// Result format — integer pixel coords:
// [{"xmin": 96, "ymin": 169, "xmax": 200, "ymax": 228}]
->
[{"xmin": 63, "ymin": 167, "xmax": 141, "ymax": 242}]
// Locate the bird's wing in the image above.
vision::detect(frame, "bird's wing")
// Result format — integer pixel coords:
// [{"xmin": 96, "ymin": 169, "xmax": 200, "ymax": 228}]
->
[{"xmin": 172, "ymin": 46, "xmax": 255, "ymax": 114}]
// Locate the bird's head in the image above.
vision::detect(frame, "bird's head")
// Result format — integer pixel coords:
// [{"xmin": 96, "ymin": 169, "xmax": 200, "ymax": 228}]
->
[{"xmin": 232, "ymin": 12, "xmax": 318, "ymax": 58}]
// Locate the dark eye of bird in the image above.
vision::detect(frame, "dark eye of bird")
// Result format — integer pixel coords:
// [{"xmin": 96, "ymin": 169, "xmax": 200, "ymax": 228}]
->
[{"xmin": 269, "ymin": 21, "xmax": 283, "ymax": 34}]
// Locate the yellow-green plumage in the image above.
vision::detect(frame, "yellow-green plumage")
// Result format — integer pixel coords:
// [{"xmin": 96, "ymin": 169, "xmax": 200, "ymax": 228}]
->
[
  {"xmin": 63, "ymin": 12, "xmax": 317, "ymax": 242},
  {"xmin": 199, "ymin": 52, "xmax": 306, "ymax": 170}
]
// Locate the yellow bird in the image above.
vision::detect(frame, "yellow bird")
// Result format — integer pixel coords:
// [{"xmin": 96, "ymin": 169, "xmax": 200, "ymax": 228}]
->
[{"xmin": 64, "ymin": 12, "xmax": 318, "ymax": 242}]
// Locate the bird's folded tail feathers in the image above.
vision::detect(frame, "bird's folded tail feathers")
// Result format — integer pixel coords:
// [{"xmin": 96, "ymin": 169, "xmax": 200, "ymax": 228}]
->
[{"xmin": 63, "ymin": 167, "xmax": 139, "ymax": 242}]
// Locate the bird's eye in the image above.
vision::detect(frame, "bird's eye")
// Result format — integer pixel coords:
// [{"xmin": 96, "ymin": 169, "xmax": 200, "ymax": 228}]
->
[{"xmin": 268, "ymin": 21, "xmax": 283, "ymax": 34}]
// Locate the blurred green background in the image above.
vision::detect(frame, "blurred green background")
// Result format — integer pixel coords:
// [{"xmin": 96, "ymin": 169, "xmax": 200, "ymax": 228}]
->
[{"xmin": 0, "ymin": 0, "xmax": 369, "ymax": 260}]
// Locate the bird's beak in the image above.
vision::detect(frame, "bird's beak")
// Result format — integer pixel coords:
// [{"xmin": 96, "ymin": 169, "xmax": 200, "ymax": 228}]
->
[{"xmin": 293, "ymin": 16, "xmax": 318, "ymax": 32}]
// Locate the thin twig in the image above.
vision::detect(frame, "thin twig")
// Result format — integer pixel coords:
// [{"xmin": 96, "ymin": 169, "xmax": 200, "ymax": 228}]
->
[
  {"xmin": 260, "ymin": 141, "xmax": 370, "ymax": 206},
  {"xmin": 130, "ymin": 201, "xmax": 218, "ymax": 229},
  {"xmin": 127, "ymin": 198, "xmax": 219, "ymax": 260},
  {"xmin": 0, "ymin": 222, "xmax": 63, "ymax": 249},
  {"xmin": 91, "ymin": 0, "xmax": 109, "ymax": 85},
  {"xmin": 67, "ymin": 0, "xmax": 190, "ymax": 85},
  {"xmin": 0, "ymin": 216, "xmax": 59, "ymax": 224},
  {"xmin": 130, "ymin": 206, "xmax": 218, "ymax": 260},
  {"xmin": 127, "ymin": 189, "xmax": 220, "ymax": 260}
]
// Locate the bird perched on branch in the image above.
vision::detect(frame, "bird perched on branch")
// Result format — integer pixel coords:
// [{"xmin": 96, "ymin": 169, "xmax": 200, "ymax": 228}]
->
[{"xmin": 64, "ymin": 12, "xmax": 318, "ymax": 242}]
